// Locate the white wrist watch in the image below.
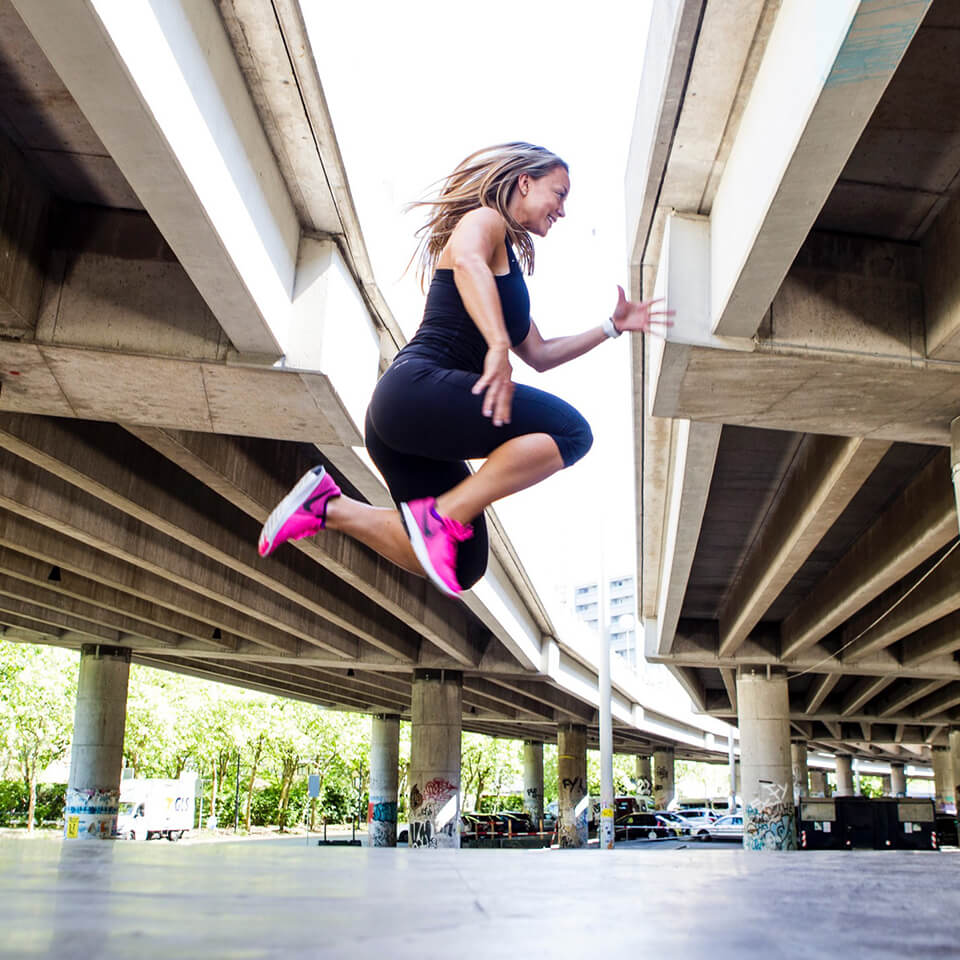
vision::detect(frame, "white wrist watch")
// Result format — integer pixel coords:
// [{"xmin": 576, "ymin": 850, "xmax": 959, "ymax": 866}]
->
[{"xmin": 602, "ymin": 315, "xmax": 621, "ymax": 339}]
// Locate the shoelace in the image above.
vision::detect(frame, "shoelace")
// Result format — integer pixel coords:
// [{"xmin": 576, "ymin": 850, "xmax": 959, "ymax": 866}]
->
[{"xmin": 440, "ymin": 515, "xmax": 473, "ymax": 543}]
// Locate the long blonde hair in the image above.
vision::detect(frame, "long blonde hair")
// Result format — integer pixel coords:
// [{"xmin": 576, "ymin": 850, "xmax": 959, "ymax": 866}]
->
[{"xmin": 408, "ymin": 142, "xmax": 568, "ymax": 287}]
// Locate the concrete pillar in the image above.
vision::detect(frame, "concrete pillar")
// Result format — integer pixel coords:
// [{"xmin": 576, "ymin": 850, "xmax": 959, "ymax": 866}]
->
[
  {"xmin": 809, "ymin": 770, "xmax": 828, "ymax": 797},
  {"xmin": 652, "ymin": 748, "xmax": 675, "ymax": 810},
  {"xmin": 890, "ymin": 761, "xmax": 907, "ymax": 798},
  {"xmin": 791, "ymin": 742, "xmax": 809, "ymax": 805},
  {"xmin": 557, "ymin": 723, "xmax": 588, "ymax": 848},
  {"xmin": 834, "ymin": 755, "xmax": 854, "ymax": 796},
  {"xmin": 368, "ymin": 714, "xmax": 400, "ymax": 847},
  {"xmin": 949, "ymin": 729, "xmax": 960, "ymax": 806},
  {"xmin": 522, "ymin": 741, "xmax": 544, "ymax": 826},
  {"xmin": 408, "ymin": 670, "xmax": 461, "ymax": 849},
  {"xmin": 635, "ymin": 755, "xmax": 652, "ymax": 800},
  {"xmin": 736, "ymin": 669, "xmax": 796, "ymax": 851},
  {"xmin": 64, "ymin": 645, "xmax": 131, "ymax": 840},
  {"xmin": 933, "ymin": 746, "xmax": 953, "ymax": 812},
  {"xmin": 880, "ymin": 774, "xmax": 892, "ymax": 795}
]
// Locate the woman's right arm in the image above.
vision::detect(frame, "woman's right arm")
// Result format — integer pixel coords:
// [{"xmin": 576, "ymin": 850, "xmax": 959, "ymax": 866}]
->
[{"xmin": 447, "ymin": 208, "xmax": 515, "ymax": 426}]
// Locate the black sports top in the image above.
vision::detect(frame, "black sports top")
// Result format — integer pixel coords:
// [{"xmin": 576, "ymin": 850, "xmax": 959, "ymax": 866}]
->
[{"xmin": 396, "ymin": 238, "xmax": 531, "ymax": 373}]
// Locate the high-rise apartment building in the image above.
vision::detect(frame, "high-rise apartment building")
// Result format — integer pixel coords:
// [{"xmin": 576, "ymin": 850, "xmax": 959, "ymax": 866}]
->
[{"xmin": 572, "ymin": 574, "xmax": 637, "ymax": 667}]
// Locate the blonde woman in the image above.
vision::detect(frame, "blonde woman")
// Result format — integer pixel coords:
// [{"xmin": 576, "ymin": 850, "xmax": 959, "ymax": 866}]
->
[{"xmin": 259, "ymin": 143, "xmax": 671, "ymax": 595}]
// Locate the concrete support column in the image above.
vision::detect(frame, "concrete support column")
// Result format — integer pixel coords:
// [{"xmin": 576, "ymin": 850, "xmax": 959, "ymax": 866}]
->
[
  {"xmin": 809, "ymin": 770, "xmax": 828, "ymax": 797},
  {"xmin": 557, "ymin": 723, "xmax": 588, "ymax": 848},
  {"xmin": 933, "ymin": 746, "xmax": 954, "ymax": 812},
  {"xmin": 409, "ymin": 670, "xmax": 461, "ymax": 849},
  {"xmin": 652, "ymin": 748, "xmax": 675, "ymax": 810},
  {"xmin": 635, "ymin": 755, "xmax": 652, "ymax": 800},
  {"xmin": 880, "ymin": 774, "xmax": 892, "ymax": 795},
  {"xmin": 368, "ymin": 714, "xmax": 400, "ymax": 847},
  {"xmin": 791, "ymin": 742, "xmax": 809, "ymax": 806},
  {"xmin": 834, "ymin": 755, "xmax": 854, "ymax": 796},
  {"xmin": 890, "ymin": 761, "xmax": 907, "ymax": 798},
  {"xmin": 522, "ymin": 741, "xmax": 544, "ymax": 827},
  {"xmin": 950, "ymin": 729, "xmax": 960, "ymax": 806},
  {"xmin": 736, "ymin": 669, "xmax": 796, "ymax": 851},
  {"xmin": 64, "ymin": 645, "xmax": 131, "ymax": 840}
]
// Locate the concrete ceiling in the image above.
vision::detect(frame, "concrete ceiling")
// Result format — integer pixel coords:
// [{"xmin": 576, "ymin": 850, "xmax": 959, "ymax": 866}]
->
[{"xmin": 632, "ymin": 0, "xmax": 960, "ymax": 764}]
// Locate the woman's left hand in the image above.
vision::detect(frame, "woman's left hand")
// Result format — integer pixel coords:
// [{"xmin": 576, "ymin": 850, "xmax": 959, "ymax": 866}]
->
[{"xmin": 610, "ymin": 285, "xmax": 675, "ymax": 336}]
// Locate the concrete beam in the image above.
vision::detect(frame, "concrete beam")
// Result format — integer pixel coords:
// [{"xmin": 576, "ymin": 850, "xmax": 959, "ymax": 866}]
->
[
  {"xmin": 9, "ymin": 0, "xmax": 294, "ymax": 356},
  {"xmin": 922, "ymin": 182, "xmax": 960, "ymax": 361},
  {"xmin": 0, "ymin": 130, "xmax": 49, "ymax": 334},
  {"xmin": 0, "ymin": 460, "xmax": 376, "ymax": 659},
  {"xmin": 841, "ymin": 676, "xmax": 895, "ymax": 715},
  {"xmin": 900, "ymin": 610, "xmax": 960, "ymax": 666},
  {"xmin": 647, "ymin": 418, "xmax": 722, "ymax": 656},
  {"xmin": 878, "ymin": 679, "xmax": 952, "ymax": 718},
  {"xmin": 913, "ymin": 684, "xmax": 960, "ymax": 720},
  {"xmin": 718, "ymin": 434, "xmax": 889, "ymax": 656},
  {"xmin": 0, "ymin": 417, "xmax": 431, "ymax": 662},
  {"xmin": 665, "ymin": 622, "xmax": 960, "ymax": 682},
  {"xmin": 0, "ymin": 539, "xmax": 299, "ymax": 657},
  {"xmin": 780, "ymin": 451, "xmax": 955, "ymax": 658},
  {"xmin": 842, "ymin": 546, "xmax": 960, "ymax": 661},
  {"xmin": 805, "ymin": 673, "xmax": 840, "ymax": 715},
  {"xmin": 0, "ymin": 575, "xmax": 183, "ymax": 648},
  {"xmin": 123, "ymin": 425, "xmax": 479, "ymax": 666},
  {"xmin": 710, "ymin": 0, "xmax": 932, "ymax": 337},
  {"xmin": 625, "ymin": 0, "xmax": 706, "ymax": 271}
]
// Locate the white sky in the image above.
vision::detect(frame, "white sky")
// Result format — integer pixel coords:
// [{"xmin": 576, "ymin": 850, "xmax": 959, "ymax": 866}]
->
[{"xmin": 304, "ymin": 1, "xmax": 654, "ymax": 613}]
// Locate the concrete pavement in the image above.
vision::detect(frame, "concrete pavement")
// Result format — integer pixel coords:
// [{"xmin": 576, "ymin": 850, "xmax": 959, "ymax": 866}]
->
[{"xmin": 2, "ymin": 836, "xmax": 954, "ymax": 958}]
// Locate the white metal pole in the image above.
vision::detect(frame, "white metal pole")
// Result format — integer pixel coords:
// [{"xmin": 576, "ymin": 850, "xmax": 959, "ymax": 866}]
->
[
  {"xmin": 728, "ymin": 732, "xmax": 736, "ymax": 812},
  {"xmin": 599, "ymin": 567, "xmax": 614, "ymax": 850}
]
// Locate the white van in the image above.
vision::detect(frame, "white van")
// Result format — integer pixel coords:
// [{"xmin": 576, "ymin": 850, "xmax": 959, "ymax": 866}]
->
[{"xmin": 117, "ymin": 774, "xmax": 196, "ymax": 841}]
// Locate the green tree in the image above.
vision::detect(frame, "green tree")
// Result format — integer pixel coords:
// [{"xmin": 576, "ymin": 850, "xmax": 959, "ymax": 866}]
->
[{"xmin": 0, "ymin": 640, "xmax": 77, "ymax": 830}]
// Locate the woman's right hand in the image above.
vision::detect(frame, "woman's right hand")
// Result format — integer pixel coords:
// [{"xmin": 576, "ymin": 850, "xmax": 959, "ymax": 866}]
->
[{"xmin": 472, "ymin": 345, "xmax": 514, "ymax": 426}]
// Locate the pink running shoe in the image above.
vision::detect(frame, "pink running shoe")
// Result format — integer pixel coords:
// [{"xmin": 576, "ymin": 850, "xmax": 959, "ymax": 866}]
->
[
  {"xmin": 400, "ymin": 497, "xmax": 473, "ymax": 597},
  {"xmin": 258, "ymin": 466, "xmax": 340, "ymax": 557}
]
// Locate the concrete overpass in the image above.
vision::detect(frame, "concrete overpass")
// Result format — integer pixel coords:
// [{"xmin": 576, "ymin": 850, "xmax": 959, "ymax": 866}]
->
[
  {"xmin": 631, "ymin": 0, "xmax": 959, "ymax": 844},
  {"xmin": 0, "ymin": 0, "xmax": 737, "ymax": 845}
]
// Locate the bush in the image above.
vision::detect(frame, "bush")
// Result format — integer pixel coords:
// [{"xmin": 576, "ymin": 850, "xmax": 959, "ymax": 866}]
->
[{"xmin": 0, "ymin": 781, "xmax": 66, "ymax": 827}]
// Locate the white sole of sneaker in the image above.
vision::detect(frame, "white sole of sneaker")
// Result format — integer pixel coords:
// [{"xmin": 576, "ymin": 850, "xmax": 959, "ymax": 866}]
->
[
  {"xmin": 400, "ymin": 501, "xmax": 458, "ymax": 597},
  {"xmin": 259, "ymin": 466, "xmax": 326, "ymax": 556}
]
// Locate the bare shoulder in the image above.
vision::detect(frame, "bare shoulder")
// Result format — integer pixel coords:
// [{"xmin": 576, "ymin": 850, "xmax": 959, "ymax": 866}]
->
[
  {"xmin": 442, "ymin": 206, "xmax": 507, "ymax": 266},
  {"xmin": 460, "ymin": 206, "xmax": 507, "ymax": 232}
]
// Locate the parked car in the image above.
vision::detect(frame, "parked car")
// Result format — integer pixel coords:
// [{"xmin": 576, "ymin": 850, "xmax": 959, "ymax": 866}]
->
[
  {"xmin": 697, "ymin": 814, "xmax": 744, "ymax": 842},
  {"xmin": 614, "ymin": 812, "xmax": 681, "ymax": 841},
  {"xmin": 493, "ymin": 811, "xmax": 538, "ymax": 836},
  {"xmin": 657, "ymin": 810, "xmax": 693, "ymax": 834},
  {"xmin": 675, "ymin": 808, "xmax": 718, "ymax": 830}
]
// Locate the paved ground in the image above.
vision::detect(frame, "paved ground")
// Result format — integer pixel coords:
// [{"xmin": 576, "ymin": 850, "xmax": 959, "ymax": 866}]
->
[{"xmin": 2, "ymin": 835, "xmax": 955, "ymax": 958}]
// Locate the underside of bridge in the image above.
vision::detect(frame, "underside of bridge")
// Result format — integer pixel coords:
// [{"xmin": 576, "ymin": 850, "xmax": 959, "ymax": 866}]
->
[
  {"xmin": 633, "ymin": 0, "xmax": 960, "ymax": 765},
  {"xmin": 0, "ymin": 0, "xmax": 726, "ymax": 762}
]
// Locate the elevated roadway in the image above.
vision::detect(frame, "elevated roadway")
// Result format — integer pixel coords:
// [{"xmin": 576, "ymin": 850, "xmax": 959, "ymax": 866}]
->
[{"xmin": 631, "ymin": 0, "xmax": 959, "ymax": 770}]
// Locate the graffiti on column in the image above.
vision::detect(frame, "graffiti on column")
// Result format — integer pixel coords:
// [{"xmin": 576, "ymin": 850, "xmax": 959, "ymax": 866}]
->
[
  {"xmin": 409, "ymin": 778, "xmax": 458, "ymax": 848},
  {"xmin": 744, "ymin": 780, "xmax": 797, "ymax": 851},
  {"xmin": 64, "ymin": 787, "xmax": 120, "ymax": 839},
  {"xmin": 636, "ymin": 778, "xmax": 651, "ymax": 797},
  {"xmin": 367, "ymin": 800, "xmax": 398, "ymax": 846},
  {"xmin": 524, "ymin": 786, "xmax": 542, "ymax": 812},
  {"xmin": 558, "ymin": 775, "xmax": 588, "ymax": 848}
]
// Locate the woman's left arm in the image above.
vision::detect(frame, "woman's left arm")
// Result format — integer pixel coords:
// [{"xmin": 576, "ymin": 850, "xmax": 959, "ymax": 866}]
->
[{"xmin": 514, "ymin": 286, "xmax": 673, "ymax": 372}]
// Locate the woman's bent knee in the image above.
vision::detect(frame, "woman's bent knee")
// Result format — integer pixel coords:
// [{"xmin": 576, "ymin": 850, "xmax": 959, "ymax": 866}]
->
[{"xmin": 556, "ymin": 412, "xmax": 593, "ymax": 467}]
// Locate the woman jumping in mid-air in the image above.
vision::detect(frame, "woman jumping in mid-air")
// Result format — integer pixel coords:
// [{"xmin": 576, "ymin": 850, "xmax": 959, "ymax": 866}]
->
[{"xmin": 258, "ymin": 142, "xmax": 671, "ymax": 596}]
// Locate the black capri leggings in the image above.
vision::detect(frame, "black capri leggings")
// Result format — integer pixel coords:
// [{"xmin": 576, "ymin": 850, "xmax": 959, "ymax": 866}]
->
[{"xmin": 365, "ymin": 355, "xmax": 593, "ymax": 589}]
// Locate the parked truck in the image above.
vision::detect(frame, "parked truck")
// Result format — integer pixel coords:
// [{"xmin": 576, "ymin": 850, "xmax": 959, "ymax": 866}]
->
[{"xmin": 117, "ymin": 774, "xmax": 196, "ymax": 841}]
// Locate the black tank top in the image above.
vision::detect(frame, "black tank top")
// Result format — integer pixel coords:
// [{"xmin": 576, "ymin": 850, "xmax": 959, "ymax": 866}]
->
[{"xmin": 396, "ymin": 238, "xmax": 531, "ymax": 373}]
